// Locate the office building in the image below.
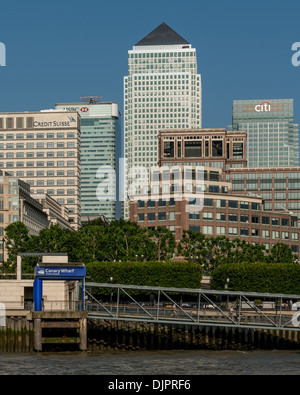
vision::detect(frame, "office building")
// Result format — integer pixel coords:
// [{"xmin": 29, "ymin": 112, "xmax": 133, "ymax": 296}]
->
[
  {"xmin": 229, "ymin": 99, "xmax": 299, "ymax": 167},
  {"xmin": 0, "ymin": 111, "xmax": 81, "ymax": 230},
  {"xmin": 130, "ymin": 128, "xmax": 300, "ymax": 254},
  {"xmin": 0, "ymin": 171, "xmax": 71, "ymax": 262},
  {"xmin": 130, "ymin": 165, "xmax": 300, "ymax": 253},
  {"xmin": 158, "ymin": 128, "xmax": 247, "ymax": 169},
  {"xmin": 123, "ymin": 22, "xmax": 202, "ymax": 219},
  {"xmin": 55, "ymin": 98, "xmax": 121, "ymax": 223}
]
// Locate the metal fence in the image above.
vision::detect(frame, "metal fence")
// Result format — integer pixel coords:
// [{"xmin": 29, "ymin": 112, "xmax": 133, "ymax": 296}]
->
[{"xmin": 83, "ymin": 282, "xmax": 300, "ymax": 332}]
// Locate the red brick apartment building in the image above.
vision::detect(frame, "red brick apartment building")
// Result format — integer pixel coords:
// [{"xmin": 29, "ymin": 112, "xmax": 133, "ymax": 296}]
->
[{"xmin": 130, "ymin": 129, "xmax": 300, "ymax": 254}]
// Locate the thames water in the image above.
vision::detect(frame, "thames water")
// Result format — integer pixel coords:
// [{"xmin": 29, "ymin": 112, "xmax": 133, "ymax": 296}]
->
[{"xmin": 0, "ymin": 350, "xmax": 300, "ymax": 375}]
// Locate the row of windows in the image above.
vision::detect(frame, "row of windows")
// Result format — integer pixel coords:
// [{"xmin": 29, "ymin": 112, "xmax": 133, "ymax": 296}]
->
[
  {"xmin": 27, "ymin": 189, "xmax": 76, "ymax": 196},
  {"xmin": 138, "ymin": 212, "xmax": 175, "ymax": 222},
  {"xmin": 189, "ymin": 225, "xmax": 299, "ymax": 241},
  {"xmin": 0, "ymin": 142, "xmax": 76, "ymax": 149},
  {"xmin": 137, "ymin": 199, "xmax": 261, "ymax": 210},
  {"xmin": 5, "ymin": 170, "xmax": 76, "ymax": 178},
  {"xmin": 26, "ymin": 179, "xmax": 76, "ymax": 186},
  {"xmin": 0, "ymin": 151, "xmax": 76, "ymax": 159},
  {"xmin": 0, "ymin": 132, "xmax": 76, "ymax": 139},
  {"xmin": 0, "ymin": 161, "xmax": 77, "ymax": 168},
  {"xmin": 189, "ymin": 212, "xmax": 291, "ymax": 226}
]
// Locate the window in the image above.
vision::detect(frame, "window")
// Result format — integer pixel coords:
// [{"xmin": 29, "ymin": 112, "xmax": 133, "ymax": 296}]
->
[
  {"xmin": 216, "ymin": 226, "xmax": 226, "ymax": 235},
  {"xmin": 163, "ymin": 141, "xmax": 174, "ymax": 158},
  {"xmin": 204, "ymin": 198, "xmax": 213, "ymax": 207},
  {"xmin": 138, "ymin": 214, "xmax": 144, "ymax": 222},
  {"xmin": 262, "ymin": 230, "xmax": 270, "ymax": 238},
  {"xmin": 158, "ymin": 212, "xmax": 166, "ymax": 221},
  {"xmin": 212, "ymin": 141, "xmax": 223, "ymax": 157},
  {"xmin": 216, "ymin": 199, "xmax": 226, "ymax": 208},
  {"xmin": 148, "ymin": 213, "xmax": 155, "ymax": 221},
  {"xmin": 203, "ymin": 226, "xmax": 213, "ymax": 235},
  {"xmin": 169, "ymin": 212, "xmax": 176, "ymax": 220},
  {"xmin": 228, "ymin": 214, "xmax": 238, "ymax": 222},
  {"xmin": 228, "ymin": 200, "xmax": 238, "ymax": 209},
  {"xmin": 216, "ymin": 212, "xmax": 226, "ymax": 221},
  {"xmin": 228, "ymin": 227, "xmax": 238, "ymax": 235},
  {"xmin": 184, "ymin": 141, "xmax": 202, "ymax": 158},
  {"xmin": 240, "ymin": 215, "xmax": 249, "ymax": 223},
  {"xmin": 272, "ymin": 231, "xmax": 280, "ymax": 239},
  {"xmin": 252, "ymin": 216, "xmax": 260, "ymax": 224},
  {"xmin": 282, "ymin": 232, "xmax": 289, "ymax": 240},
  {"xmin": 240, "ymin": 228, "xmax": 249, "ymax": 236},
  {"xmin": 262, "ymin": 217, "xmax": 270, "ymax": 225},
  {"xmin": 203, "ymin": 212, "xmax": 213, "ymax": 220}
]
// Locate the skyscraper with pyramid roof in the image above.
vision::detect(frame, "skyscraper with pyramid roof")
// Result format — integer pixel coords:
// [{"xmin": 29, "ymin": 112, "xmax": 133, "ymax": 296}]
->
[{"xmin": 123, "ymin": 23, "xmax": 202, "ymax": 219}]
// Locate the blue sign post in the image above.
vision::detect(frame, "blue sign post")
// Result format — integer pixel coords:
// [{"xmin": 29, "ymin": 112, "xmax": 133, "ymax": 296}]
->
[{"xmin": 34, "ymin": 265, "xmax": 86, "ymax": 312}]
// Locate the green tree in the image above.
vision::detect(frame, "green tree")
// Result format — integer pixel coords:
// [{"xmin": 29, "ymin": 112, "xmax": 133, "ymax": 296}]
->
[
  {"xmin": 148, "ymin": 226, "xmax": 176, "ymax": 262},
  {"xmin": 4, "ymin": 222, "xmax": 30, "ymax": 270},
  {"xmin": 268, "ymin": 243, "xmax": 296, "ymax": 264}
]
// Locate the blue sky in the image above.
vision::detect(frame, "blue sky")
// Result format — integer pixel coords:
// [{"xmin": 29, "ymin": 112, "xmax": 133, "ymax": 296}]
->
[{"xmin": 0, "ymin": 0, "xmax": 300, "ymax": 130}]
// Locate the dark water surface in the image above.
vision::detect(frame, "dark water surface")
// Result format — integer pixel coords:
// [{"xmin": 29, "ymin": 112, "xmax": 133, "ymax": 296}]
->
[{"xmin": 0, "ymin": 350, "xmax": 300, "ymax": 375}]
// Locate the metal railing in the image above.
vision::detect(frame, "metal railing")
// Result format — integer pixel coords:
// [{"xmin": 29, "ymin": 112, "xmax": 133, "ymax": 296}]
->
[{"xmin": 83, "ymin": 282, "xmax": 300, "ymax": 332}]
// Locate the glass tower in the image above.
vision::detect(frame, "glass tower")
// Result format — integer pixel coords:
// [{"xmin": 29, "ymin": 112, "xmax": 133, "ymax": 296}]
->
[
  {"xmin": 123, "ymin": 22, "xmax": 202, "ymax": 219},
  {"xmin": 230, "ymin": 99, "xmax": 299, "ymax": 167},
  {"xmin": 56, "ymin": 99, "xmax": 121, "ymax": 223}
]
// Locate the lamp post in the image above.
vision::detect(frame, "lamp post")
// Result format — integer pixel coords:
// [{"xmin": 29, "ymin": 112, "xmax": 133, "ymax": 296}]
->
[
  {"xmin": 225, "ymin": 278, "xmax": 230, "ymax": 309},
  {"xmin": 109, "ymin": 276, "xmax": 114, "ymax": 307}
]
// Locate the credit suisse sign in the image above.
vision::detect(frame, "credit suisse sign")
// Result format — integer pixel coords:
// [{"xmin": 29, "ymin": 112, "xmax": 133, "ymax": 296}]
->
[{"xmin": 33, "ymin": 116, "xmax": 77, "ymax": 128}]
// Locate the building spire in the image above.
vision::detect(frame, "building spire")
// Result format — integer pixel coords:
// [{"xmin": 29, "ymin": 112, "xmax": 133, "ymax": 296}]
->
[{"xmin": 135, "ymin": 22, "xmax": 190, "ymax": 46}]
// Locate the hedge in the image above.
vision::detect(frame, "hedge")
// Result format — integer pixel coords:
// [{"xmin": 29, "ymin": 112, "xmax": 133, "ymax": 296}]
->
[
  {"xmin": 86, "ymin": 261, "xmax": 202, "ymax": 295},
  {"xmin": 210, "ymin": 262, "xmax": 300, "ymax": 295}
]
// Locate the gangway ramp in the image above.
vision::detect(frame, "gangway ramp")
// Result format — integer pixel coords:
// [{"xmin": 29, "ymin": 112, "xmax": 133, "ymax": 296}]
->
[{"xmin": 83, "ymin": 283, "xmax": 300, "ymax": 332}]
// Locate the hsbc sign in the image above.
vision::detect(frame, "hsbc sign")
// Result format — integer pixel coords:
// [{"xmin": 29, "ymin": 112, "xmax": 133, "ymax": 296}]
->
[
  {"xmin": 80, "ymin": 107, "xmax": 89, "ymax": 113},
  {"xmin": 255, "ymin": 101, "xmax": 271, "ymax": 112}
]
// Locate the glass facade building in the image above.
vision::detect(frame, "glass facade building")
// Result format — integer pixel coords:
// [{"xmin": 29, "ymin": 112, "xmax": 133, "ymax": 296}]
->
[
  {"xmin": 55, "ymin": 101, "xmax": 121, "ymax": 223},
  {"xmin": 230, "ymin": 99, "xmax": 299, "ymax": 167},
  {"xmin": 123, "ymin": 23, "xmax": 202, "ymax": 219}
]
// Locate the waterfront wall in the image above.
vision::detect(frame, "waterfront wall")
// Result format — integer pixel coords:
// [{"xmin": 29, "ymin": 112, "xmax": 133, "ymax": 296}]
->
[
  {"xmin": 0, "ymin": 317, "xmax": 34, "ymax": 352},
  {"xmin": 87, "ymin": 319, "xmax": 300, "ymax": 352},
  {"xmin": 2, "ymin": 316, "xmax": 300, "ymax": 352}
]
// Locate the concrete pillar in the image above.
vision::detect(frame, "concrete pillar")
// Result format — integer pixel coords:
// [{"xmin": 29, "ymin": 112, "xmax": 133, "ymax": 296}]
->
[
  {"xmin": 34, "ymin": 319, "xmax": 42, "ymax": 352},
  {"xmin": 79, "ymin": 318, "xmax": 87, "ymax": 351},
  {"xmin": 17, "ymin": 255, "xmax": 22, "ymax": 281}
]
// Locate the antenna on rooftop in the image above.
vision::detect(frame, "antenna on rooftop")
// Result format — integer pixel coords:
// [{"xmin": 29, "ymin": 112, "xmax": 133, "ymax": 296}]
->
[{"xmin": 80, "ymin": 96, "xmax": 102, "ymax": 104}]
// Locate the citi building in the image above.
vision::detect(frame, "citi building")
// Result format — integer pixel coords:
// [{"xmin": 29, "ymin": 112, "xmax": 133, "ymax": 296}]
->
[{"xmin": 230, "ymin": 99, "xmax": 299, "ymax": 167}]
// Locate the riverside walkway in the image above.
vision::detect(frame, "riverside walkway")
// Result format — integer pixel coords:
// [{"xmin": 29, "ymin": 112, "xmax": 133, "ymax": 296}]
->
[{"xmin": 84, "ymin": 283, "xmax": 300, "ymax": 332}]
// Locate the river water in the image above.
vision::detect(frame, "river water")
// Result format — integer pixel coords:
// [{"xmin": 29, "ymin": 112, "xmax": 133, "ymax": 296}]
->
[{"xmin": 0, "ymin": 350, "xmax": 300, "ymax": 375}]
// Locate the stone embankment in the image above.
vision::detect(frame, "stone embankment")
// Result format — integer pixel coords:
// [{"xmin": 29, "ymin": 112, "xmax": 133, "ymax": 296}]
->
[{"xmin": 1, "ymin": 316, "xmax": 300, "ymax": 352}]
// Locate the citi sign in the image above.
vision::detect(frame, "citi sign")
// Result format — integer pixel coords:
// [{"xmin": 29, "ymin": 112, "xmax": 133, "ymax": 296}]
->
[{"xmin": 255, "ymin": 101, "xmax": 271, "ymax": 113}]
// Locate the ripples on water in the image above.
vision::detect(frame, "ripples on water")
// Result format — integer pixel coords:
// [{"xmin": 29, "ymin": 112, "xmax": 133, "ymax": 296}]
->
[{"xmin": 1, "ymin": 350, "xmax": 300, "ymax": 375}]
